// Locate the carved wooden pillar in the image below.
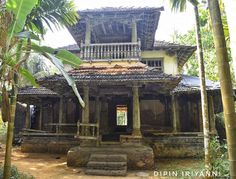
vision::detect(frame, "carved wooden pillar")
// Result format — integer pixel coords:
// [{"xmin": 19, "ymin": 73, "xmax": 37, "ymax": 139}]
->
[
  {"xmin": 25, "ymin": 104, "xmax": 30, "ymax": 129},
  {"xmin": 172, "ymin": 95, "xmax": 180, "ymax": 132},
  {"xmin": 85, "ymin": 19, "xmax": 91, "ymax": 45},
  {"xmin": 132, "ymin": 85, "xmax": 141, "ymax": 136},
  {"xmin": 131, "ymin": 19, "xmax": 137, "ymax": 42}
]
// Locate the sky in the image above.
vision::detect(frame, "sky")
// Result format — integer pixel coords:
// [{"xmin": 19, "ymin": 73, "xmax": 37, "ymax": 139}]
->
[{"xmin": 42, "ymin": 0, "xmax": 195, "ymax": 48}]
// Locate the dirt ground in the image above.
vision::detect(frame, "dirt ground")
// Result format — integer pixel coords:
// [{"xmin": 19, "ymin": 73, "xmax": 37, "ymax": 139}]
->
[{"xmin": 0, "ymin": 146, "xmax": 203, "ymax": 179}]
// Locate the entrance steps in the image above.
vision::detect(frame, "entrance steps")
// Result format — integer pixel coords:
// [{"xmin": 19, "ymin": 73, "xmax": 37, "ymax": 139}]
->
[{"xmin": 85, "ymin": 154, "xmax": 127, "ymax": 176}]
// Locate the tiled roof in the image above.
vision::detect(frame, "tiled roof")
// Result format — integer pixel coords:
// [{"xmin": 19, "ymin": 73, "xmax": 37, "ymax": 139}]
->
[
  {"xmin": 18, "ymin": 87, "xmax": 58, "ymax": 96},
  {"xmin": 39, "ymin": 63, "xmax": 180, "ymax": 83},
  {"xmin": 172, "ymin": 75, "xmax": 220, "ymax": 94}
]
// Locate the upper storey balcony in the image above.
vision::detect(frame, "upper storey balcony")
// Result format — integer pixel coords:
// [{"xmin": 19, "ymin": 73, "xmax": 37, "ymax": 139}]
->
[
  {"xmin": 68, "ymin": 7, "xmax": 164, "ymax": 62},
  {"xmin": 80, "ymin": 40, "xmax": 141, "ymax": 61}
]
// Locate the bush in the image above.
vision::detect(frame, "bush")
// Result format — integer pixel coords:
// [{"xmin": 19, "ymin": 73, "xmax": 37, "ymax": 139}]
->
[
  {"xmin": 0, "ymin": 165, "xmax": 34, "ymax": 179},
  {"xmin": 209, "ymin": 136, "xmax": 229, "ymax": 177}
]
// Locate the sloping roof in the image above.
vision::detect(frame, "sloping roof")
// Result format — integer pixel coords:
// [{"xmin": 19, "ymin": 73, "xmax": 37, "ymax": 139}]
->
[
  {"xmin": 152, "ymin": 41, "xmax": 196, "ymax": 68},
  {"xmin": 39, "ymin": 63, "xmax": 180, "ymax": 84},
  {"xmin": 172, "ymin": 75, "xmax": 220, "ymax": 94},
  {"xmin": 37, "ymin": 63, "xmax": 181, "ymax": 95},
  {"xmin": 68, "ymin": 7, "xmax": 164, "ymax": 50},
  {"xmin": 18, "ymin": 87, "xmax": 58, "ymax": 96}
]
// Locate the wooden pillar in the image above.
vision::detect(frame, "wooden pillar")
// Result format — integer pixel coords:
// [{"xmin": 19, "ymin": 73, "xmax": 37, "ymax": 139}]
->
[
  {"xmin": 81, "ymin": 85, "xmax": 89, "ymax": 136},
  {"xmin": 95, "ymin": 96, "xmax": 101, "ymax": 146},
  {"xmin": 25, "ymin": 104, "xmax": 30, "ymax": 129},
  {"xmin": 58, "ymin": 97, "xmax": 63, "ymax": 133},
  {"xmin": 131, "ymin": 19, "xmax": 137, "ymax": 42},
  {"xmin": 82, "ymin": 85, "xmax": 89, "ymax": 123},
  {"xmin": 172, "ymin": 95, "xmax": 180, "ymax": 132},
  {"xmin": 132, "ymin": 85, "xmax": 141, "ymax": 136},
  {"xmin": 39, "ymin": 103, "xmax": 43, "ymax": 130},
  {"xmin": 95, "ymin": 96, "xmax": 101, "ymax": 123},
  {"xmin": 209, "ymin": 95, "xmax": 217, "ymax": 133},
  {"xmin": 85, "ymin": 19, "xmax": 91, "ymax": 45},
  {"xmin": 198, "ymin": 100, "xmax": 203, "ymax": 132}
]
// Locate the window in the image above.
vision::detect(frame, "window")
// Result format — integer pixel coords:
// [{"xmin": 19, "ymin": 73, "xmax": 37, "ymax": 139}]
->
[
  {"xmin": 141, "ymin": 58, "xmax": 164, "ymax": 71},
  {"xmin": 116, "ymin": 105, "xmax": 128, "ymax": 126}
]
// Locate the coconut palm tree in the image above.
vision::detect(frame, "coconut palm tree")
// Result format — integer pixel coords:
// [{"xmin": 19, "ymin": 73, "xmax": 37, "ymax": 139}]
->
[
  {"xmin": 1, "ymin": 1, "xmax": 83, "ymax": 178},
  {"xmin": 169, "ymin": 0, "xmax": 211, "ymax": 171},
  {"xmin": 208, "ymin": 0, "xmax": 236, "ymax": 177}
]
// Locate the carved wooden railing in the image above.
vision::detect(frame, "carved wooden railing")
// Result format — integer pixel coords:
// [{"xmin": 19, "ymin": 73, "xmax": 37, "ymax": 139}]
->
[
  {"xmin": 76, "ymin": 122, "xmax": 100, "ymax": 144},
  {"xmin": 80, "ymin": 40, "xmax": 141, "ymax": 61}
]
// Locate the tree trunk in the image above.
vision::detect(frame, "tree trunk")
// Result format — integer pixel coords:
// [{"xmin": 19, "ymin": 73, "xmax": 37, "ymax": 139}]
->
[
  {"xmin": 3, "ymin": 83, "xmax": 18, "ymax": 179},
  {"xmin": 193, "ymin": 5, "xmax": 211, "ymax": 171},
  {"xmin": 223, "ymin": 0, "xmax": 236, "ymax": 79},
  {"xmin": 208, "ymin": 0, "xmax": 236, "ymax": 178}
]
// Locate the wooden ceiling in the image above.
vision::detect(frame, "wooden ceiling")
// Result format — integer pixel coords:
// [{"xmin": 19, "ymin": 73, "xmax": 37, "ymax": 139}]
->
[{"xmin": 68, "ymin": 7, "xmax": 164, "ymax": 50}]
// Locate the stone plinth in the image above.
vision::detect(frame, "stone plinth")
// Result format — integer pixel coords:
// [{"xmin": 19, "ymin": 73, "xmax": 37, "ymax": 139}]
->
[
  {"xmin": 67, "ymin": 144, "xmax": 154, "ymax": 170},
  {"xmin": 120, "ymin": 135, "xmax": 142, "ymax": 145}
]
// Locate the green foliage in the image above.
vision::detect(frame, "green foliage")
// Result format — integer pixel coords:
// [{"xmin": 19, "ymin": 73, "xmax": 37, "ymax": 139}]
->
[
  {"xmin": 174, "ymin": 7, "xmax": 235, "ymax": 83},
  {"xmin": 0, "ymin": 165, "xmax": 35, "ymax": 179},
  {"xmin": 26, "ymin": 0, "xmax": 79, "ymax": 36},
  {"xmin": 209, "ymin": 136, "xmax": 229, "ymax": 177},
  {"xmin": 6, "ymin": 0, "xmax": 38, "ymax": 34}
]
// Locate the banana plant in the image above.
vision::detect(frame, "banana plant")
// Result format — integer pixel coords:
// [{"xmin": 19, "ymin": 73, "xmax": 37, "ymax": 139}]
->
[{"xmin": 0, "ymin": 0, "xmax": 83, "ymax": 178}]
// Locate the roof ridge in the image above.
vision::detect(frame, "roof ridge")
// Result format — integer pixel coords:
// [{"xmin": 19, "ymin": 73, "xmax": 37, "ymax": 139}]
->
[{"xmin": 78, "ymin": 6, "xmax": 164, "ymax": 13}]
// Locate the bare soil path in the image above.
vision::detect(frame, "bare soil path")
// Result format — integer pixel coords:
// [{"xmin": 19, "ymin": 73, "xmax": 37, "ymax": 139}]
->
[{"xmin": 0, "ymin": 146, "xmax": 203, "ymax": 179}]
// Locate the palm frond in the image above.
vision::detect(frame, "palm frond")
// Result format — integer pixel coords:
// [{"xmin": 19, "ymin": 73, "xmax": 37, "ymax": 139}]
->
[
  {"xmin": 169, "ymin": 0, "xmax": 187, "ymax": 12},
  {"xmin": 26, "ymin": 0, "xmax": 78, "ymax": 36}
]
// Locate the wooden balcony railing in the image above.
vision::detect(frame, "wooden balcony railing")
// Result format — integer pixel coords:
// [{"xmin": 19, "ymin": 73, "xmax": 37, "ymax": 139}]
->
[{"xmin": 80, "ymin": 40, "xmax": 141, "ymax": 61}]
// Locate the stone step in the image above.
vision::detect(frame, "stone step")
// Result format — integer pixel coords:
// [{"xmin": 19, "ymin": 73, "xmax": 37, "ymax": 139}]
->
[
  {"xmin": 85, "ymin": 169, "xmax": 127, "ymax": 176},
  {"xmin": 87, "ymin": 161, "xmax": 127, "ymax": 170},
  {"xmin": 89, "ymin": 154, "xmax": 127, "ymax": 162}
]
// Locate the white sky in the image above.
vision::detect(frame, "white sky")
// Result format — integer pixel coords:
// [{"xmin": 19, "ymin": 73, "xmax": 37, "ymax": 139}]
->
[{"xmin": 42, "ymin": 0, "xmax": 195, "ymax": 48}]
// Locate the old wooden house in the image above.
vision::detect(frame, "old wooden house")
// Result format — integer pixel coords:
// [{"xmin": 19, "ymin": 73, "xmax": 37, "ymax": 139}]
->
[{"xmin": 16, "ymin": 7, "xmax": 222, "ymax": 175}]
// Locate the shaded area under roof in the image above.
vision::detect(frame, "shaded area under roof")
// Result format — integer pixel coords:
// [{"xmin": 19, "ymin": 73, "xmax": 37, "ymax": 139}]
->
[{"xmin": 68, "ymin": 7, "xmax": 164, "ymax": 50}]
